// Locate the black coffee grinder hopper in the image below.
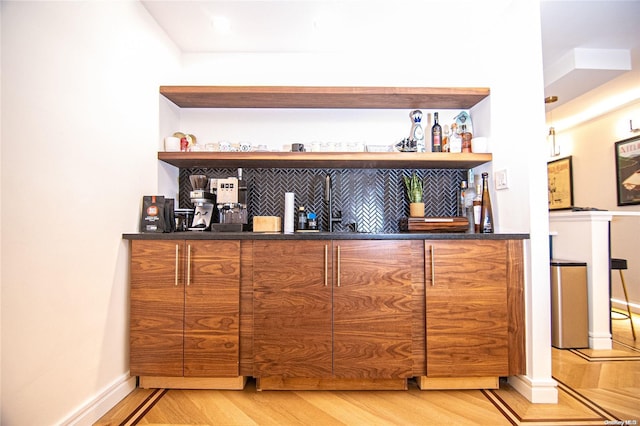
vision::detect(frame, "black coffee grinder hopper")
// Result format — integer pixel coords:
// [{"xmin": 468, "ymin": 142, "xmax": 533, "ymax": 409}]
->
[{"xmin": 189, "ymin": 174, "xmax": 215, "ymax": 231}]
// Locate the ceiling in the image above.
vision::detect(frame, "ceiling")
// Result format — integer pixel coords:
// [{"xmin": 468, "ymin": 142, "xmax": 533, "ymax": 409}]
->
[{"xmin": 141, "ymin": 0, "xmax": 640, "ymax": 111}]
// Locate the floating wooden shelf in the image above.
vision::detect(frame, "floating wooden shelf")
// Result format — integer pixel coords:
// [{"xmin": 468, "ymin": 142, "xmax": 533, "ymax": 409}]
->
[
  {"xmin": 160, "ymin": 86, "xmax": 490, "ymax": 109},
  {"xmin": 158, "ymin": 151, "xmax": 492, "ymax": 169},
  {"xmin": 159, "ymin": 86, "xmax": 492, "ymax": 169}
]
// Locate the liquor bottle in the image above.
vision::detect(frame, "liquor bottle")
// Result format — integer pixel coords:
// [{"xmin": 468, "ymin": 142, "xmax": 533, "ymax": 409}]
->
[
  {"xmin": 461, "ymin": 124, "xmax": 472, "ymax": 153},
  {"xmin": 431, "ymin": 112, "xmax": 442, "ymax": 152},
  {"xmin": 449, "ymin": 123, "xmax": 462, "ymax": 153},
  {"xmin": 480, "ymin": 172, "xmax": 494, "ymax": 233},
  {"xmin": 473, "ymin": 183, "xmax": 482, "ymax": 233},
  {"xmin": 409, "ymin": 110, "xmax": 425, "ymax": 152},
  {"xmin": 458, "ymin": 181, "xmax": 468, "ymax": 217},
  {"xmin": 442, "ymin": 125, "xmax": 450, "ymax": 152}
]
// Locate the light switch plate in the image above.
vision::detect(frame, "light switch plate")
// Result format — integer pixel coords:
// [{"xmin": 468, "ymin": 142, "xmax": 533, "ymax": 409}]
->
[{"xmin": 495, "ymin": 169, "xmax": 508, "ymax": 190}]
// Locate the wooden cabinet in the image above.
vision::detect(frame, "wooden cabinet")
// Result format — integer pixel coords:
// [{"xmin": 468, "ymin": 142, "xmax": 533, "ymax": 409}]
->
[
  {"xmin": 130, "ymin": 239, "xmax": 242, "ymax": 384},
  {"xmin": 127, "ymin": 235, "xmax": 525, "ymax": 390},
  {"xmin": 253, "ymin": 240, "xmax": 413, "ymax": 384},
  {"xmin": 130, "ymin": 240, "xmax": 184, "ymax": 377},
  {"xmin": 333, "ymin": 240, "xmax": 413, "ymax": 379},
  {"xmin": 422, "ymin": 239, "xmax": 525, "ymax": 383},
  {"xmin": 253, "ymin": 240, "xmax": 333, "ymax": 378}
]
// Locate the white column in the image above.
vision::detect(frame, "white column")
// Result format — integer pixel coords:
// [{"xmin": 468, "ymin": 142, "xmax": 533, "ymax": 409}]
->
[{"xmin": 549, "ymin": 211, "xmax": 614, "ymax": 349}]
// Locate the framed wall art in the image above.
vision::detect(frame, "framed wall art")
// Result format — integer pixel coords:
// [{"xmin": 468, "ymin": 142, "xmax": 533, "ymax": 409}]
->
[
  {"xmin": 615, "ymin": 135, "xmax": 640, "ymax": 206},
  {"xmin": 548, "ymin": 156, "xmax": 573, "ymax": 210}
]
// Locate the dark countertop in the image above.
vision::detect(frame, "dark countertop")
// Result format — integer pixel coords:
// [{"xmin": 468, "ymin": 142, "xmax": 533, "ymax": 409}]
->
[{"xmin": 123, "ymin": 231, "xmax": 529, "ymax": 241}]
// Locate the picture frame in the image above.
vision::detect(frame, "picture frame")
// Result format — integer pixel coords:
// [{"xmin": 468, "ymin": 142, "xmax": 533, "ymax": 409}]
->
[
  {"xmin": 615, "ymin": 135, "xmax": 640, "ymax": 206},
  {"xmin": 548, "ymin": 156, "xmax": 573, "ymax": 210}
]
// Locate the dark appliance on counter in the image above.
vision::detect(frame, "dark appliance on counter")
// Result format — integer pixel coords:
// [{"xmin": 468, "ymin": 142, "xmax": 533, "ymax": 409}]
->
[{"xmin": 188, "ymin": 174, "xmax": 215, "ymax": 231}]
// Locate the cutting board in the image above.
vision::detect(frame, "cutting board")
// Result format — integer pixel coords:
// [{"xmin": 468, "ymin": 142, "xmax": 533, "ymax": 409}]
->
[{"xmin": 400, "ymin": 216, "xmax": 469, "ymax": 232}]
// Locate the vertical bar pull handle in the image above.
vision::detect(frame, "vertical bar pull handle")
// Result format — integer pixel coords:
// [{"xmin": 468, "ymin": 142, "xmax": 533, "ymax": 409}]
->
[
  {"xmin": 430, "ymin": 244, "xmax": 435, "ymax": 286},
  {"xmin": 337, "ymin": 245, "xmax": 341, "ymax": 287},
  {"xmin": 324, "ymin": 244, "xmax": 328, "ymax": 286},
  {"xmin": 187, "ymin": 244, "xmax": 192, "ymax": 286},
  {"xmin": 175, "ymin": 244, "xmax": 179, "ymax": 286}
]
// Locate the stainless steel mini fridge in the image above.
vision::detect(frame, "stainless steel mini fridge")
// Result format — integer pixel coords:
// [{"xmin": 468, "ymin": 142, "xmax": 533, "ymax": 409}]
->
[{"xmin": 550, "ymin": 260, "xmax": 589, "ymax": 348}]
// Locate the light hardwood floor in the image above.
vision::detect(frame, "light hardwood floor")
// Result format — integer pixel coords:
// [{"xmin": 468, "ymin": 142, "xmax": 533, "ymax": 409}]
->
[{"xmin": 96, "ymin": 315, "xmax": 640, "ymax": 426}]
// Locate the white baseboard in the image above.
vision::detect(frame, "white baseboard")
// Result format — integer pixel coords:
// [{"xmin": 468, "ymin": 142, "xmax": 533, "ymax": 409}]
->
[
  {"xmin": 59, "ymin": 372, "xmax": 136, "ymax": 426},
  {"xmin": 508, "ymin": 374, "xmax": 558, "ymax": 404}
]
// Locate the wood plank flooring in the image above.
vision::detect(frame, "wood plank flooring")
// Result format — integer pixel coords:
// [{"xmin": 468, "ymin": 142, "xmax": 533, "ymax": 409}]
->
[{"xmin": 96, "ymin": 316, "xmax": 640, "ymax": 426}]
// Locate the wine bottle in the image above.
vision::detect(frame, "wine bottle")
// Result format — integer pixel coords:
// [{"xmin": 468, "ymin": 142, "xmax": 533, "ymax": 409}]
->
[
  {"xmin": 480, "ymin": 172, "xmax": 494, "ymax": 233},
  {"xmin": 431, "ymin": 112, "xmax": 442, "ymax": 152}
]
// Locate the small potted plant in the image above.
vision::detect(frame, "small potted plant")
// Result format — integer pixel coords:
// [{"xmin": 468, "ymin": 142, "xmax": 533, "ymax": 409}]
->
[{"xmin": 403, "ymin": 172, "xmax": 425, "ymax": 217}]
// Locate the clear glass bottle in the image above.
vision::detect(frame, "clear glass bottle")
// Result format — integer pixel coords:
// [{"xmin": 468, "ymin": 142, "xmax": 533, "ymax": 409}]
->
[
  {"xmin": 458, "ymin": 180, "xmax": 468, "ymax": 217},
  {"xmin": 480, "ymin": 172, "xmax": 494, "ymax": 233},
  {"xmin": 461, "ymin": 124, "xmax": 472, "ymax": 153},
  {"xmin": 431, "ymin": 112, "xmax": 442, "ymax": 152},
  {"xmin": 442, "ymin": 124, "xmax": 450, "ymax": 153},
  {"xmin": 449, "ymin": 123, "xmax": 462, "ymax": 153},
  {"xmin": 473, "ymin": 183, "xmax": 482, "ymax": 233}
]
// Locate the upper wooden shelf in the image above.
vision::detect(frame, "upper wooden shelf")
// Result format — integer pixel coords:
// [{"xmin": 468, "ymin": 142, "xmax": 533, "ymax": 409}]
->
[
  {"xmin": 159, "ymin": 86, "xmax": 490, "ymax": 109},
  {"xmin": 158, "ymin": 151, "xmax": 492, "ymax": 169}
]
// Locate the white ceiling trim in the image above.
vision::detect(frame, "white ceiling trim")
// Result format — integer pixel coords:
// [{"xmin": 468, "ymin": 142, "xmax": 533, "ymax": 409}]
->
[{"xmin": 545, "ymin": 48, "xmax": 631, "ymax": 86}]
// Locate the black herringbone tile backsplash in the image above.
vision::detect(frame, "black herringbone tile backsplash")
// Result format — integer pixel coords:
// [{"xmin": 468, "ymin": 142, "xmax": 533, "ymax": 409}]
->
[{"xmin": 179, "ymin": 168, "xmax": 466, "ymax": 233}]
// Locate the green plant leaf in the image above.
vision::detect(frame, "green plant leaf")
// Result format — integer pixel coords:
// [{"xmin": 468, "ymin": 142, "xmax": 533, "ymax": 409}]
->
[{"xmin": 403, "ymin": 172, "xmax": 423, "ymax": 203}]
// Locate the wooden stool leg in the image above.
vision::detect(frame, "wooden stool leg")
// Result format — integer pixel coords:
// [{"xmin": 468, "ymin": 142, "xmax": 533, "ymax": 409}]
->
[{"xmin": 619, "ymin": 270, "xmax": 636, "ymax": 340}]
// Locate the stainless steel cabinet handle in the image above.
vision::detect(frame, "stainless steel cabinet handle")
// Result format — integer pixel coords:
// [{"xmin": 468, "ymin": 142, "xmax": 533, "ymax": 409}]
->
[
  {"xmin": 430, "ymin": 244, "xmax": 435, "ymax": 286},
  {"xmin": 187, "ymin": 244, "xmax": 192, "ymax": 286},
  {"xmin": 175, "ymin": 244, "xmax": 179, "ymax": 286},
  {"xmin": 337, "ymin": 245, "xmax": 341, "ymax": 287},
  {"xmin": 324, "ymin": 244, "xmax": 328, "ymax": 286}
]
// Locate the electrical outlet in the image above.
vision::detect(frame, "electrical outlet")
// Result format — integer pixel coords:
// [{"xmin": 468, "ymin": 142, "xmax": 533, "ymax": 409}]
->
[{"xmin": 495, "ymin": 169, "xmax": 508, "ymax": 190}]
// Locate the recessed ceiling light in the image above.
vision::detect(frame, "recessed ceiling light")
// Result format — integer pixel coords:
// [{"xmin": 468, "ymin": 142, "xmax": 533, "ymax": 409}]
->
[{"xmin": 211, "ymin": 15, "xmax": 231, "ymax": 35}]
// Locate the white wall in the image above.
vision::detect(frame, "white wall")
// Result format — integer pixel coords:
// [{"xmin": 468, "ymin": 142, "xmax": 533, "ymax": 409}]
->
[
  {"xmin": 549, "ymin": 62, "xmax": 640, "ymax": 312},
  {"xmin": 1, "ymin": 1, "xmax": 556, "ymax": 424},
  {"xmin": 0, "ymin": 1, "xmax": 4, "ymax": 415},
  {"xmin": 0, "ymin": 2, "xmax": 180, "ymax": 424}
]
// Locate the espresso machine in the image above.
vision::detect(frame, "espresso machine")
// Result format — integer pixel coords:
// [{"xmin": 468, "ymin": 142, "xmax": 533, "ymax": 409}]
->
[
  {"xmin": 189, "ymin": 174, "xmax": 215, "ymax": 231},
  {"xmin": 210, "ymin": 168, "xmax": 248, "ymax": 232}
]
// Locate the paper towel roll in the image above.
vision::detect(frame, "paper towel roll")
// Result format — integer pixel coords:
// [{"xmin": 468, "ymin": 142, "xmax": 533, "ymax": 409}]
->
[{"xmin": 284, "ymin": 192, "xmax": 295, "ymax": 234}]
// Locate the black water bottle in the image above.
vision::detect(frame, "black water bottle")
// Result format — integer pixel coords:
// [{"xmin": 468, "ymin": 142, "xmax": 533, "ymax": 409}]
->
[{"xmin": 297, "ymin": 206, "xmax": 308, "ymax": 231}]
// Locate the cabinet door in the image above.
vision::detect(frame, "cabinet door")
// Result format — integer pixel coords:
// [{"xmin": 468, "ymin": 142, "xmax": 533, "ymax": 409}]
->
[
  {"xmin": 425, "ymin": 240, "xmax": 509, "ymax": 377},
  {"xmin": 130, "ymin": 240, "xmax": 184, "ymax": 377},
  {"xmin": 253, "ymin": 240, "xmax": 333, "ymax": 377},
  {"xmin": 184, "ymin": 240, "xmax": 240, "ymax": 377},
  {"xmin": 333, "ymin": 240, "xmax": 413, "ymax": 379}
]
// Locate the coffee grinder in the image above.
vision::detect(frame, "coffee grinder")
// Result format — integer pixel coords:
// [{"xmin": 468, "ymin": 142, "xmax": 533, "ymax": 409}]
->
[
  {"xmin": 188, "ymin": 174, "xmax": 215, "ymax": 231},
  {"xmin": 211, "ymin": 168, "xmax": 248, "ymax": 232}
]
